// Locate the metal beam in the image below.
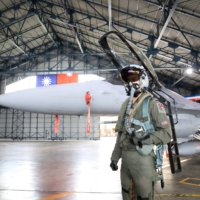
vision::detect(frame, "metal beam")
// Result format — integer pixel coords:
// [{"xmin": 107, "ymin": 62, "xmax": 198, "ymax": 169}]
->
[
  {"xmin": 0, "ymin": 5, "xmax": 35, "ymax": 55},
  {"xmin": 25, "ymin": 0, "xmax": 58, "ymax": 47},
  {"xmin": 154, "ymin": 0, "xmax": 179, "ymax": 48},
  {"xmin": 0, "ymin": 28, "xmax": 57, "ymax": 59},
  {"xmin": 7, "ymin": 39, "xmax": 26, "ymax": 54},
  {"xmin": 0, "ymin": 26, "xmax": 195, "ymax": 74},
  {"xmin": 60, "ymin": 0, "xmax": 84, "ymax": 53},
  {"xmin": 45, "ymin": 16, "xmax": 196, "ymax": 69},
  {"xmin": 48, "ymin": 6, "xmax": 200, "ymax": 60},
  {"xmin": 0, "ymin": 12, "xmax": 34, "ymax": 32},
  {"xmin": 35, "ymin": 0, "xmax": 200, "ymax": 53},
  {"xmin": 82, "ymin": 0, "xmax": 200, "ymax": 42},
  {"xmin": 0, "ymin": 24, "xmax": 196, "ymax": 78},
  {"xmin": 148, "ymin": 0, "xmax": 179, "ymax": 60},
  {"xmin": 0, "ymin": 68, "xmax": 117, "ymax": 74},
  {"xmin": 143, "ymin": 0, "xmax": 200, "ymax": 20},
  {"xmin": 0, "ymin": 22, "xmax": 26, "ymax": 54},
  {"xmin": 154, "ymin": 67, "xmax": 185, "ymax": 70},
  {"xmin": 108, "ymin": 0, "xmax": 112, "ymax": 31},
  {"xmin": 0, "ymin": 53, "xmax": 106, "ymax": 60},
  {"xmin": 34, "ymin": 15, "xmax": 58, "ymax": 47},
  {"xmin": 171, "ymin": 75, "xmax": 185, "ymax": 87},
  {"xmin": 0, "ymin": 0, "xmax": 197, "ymax": 74},
  {"xmin": 0, "ymin": 1, "xmax": 31, "ymax": 31}
]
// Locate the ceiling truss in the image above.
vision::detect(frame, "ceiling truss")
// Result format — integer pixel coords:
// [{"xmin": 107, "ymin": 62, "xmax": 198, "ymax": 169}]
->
[{"xmin": 0, "ymin": 0, "xmax": 200, "ymax": 95}]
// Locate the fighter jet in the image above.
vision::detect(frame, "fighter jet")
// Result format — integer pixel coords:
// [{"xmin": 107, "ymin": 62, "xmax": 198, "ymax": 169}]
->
[
  {"xmin": 0, "ymin": 31, "xmax": 200, "ymax": 164},
  {"xmin": 0, "ymin": 80, "xmax": 127, "ymax": 115}
]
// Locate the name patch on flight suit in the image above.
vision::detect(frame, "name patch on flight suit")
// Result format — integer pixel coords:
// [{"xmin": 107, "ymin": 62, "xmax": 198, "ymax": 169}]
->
[{"xmin": 157, "ymin": 102, "xmax": 166, "ymax": 113}]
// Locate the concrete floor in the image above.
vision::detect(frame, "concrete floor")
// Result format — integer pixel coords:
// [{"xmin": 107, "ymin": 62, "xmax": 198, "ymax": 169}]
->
[{"xmin": 0, "ymin": 137, "xmax": 200, "ymax": 200}]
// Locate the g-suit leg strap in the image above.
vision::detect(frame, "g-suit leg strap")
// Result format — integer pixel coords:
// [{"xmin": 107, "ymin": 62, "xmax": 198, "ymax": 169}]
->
[
  {"xmin": 122, "ymin": 179, "xmax": 135, "ymax": 200},
  {"xmin": 122, "ymin": 187, "xmax": 129, "ymax": 194}
]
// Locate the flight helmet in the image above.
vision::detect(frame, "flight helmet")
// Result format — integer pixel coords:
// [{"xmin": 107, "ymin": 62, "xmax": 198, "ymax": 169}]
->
[{"xmin": 120, "ymin": 64, "xmax": 149, "ymax": 91}]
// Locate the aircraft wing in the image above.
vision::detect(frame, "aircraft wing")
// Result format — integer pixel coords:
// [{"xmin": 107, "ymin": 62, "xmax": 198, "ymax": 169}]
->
[{"xmin": 153, "ymin": 86, "xmax": 200, "ymax": 111}]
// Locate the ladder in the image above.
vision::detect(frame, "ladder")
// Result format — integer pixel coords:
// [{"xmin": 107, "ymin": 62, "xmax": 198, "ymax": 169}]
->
[{"xmin": 151, "ymin": 88, "xmax": 182, "ymax": 174}]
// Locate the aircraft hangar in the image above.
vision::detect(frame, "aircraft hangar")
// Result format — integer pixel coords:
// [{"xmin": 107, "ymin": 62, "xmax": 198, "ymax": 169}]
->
[{"xmin": 0, "ymin": 0, "xmax": 200, "ymax": 200}]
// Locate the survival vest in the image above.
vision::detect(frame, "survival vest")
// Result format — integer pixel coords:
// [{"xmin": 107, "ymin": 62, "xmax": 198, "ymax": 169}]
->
[{"xmin": 129, "ymin": 96, "xmax": 163, "ymax": 167}]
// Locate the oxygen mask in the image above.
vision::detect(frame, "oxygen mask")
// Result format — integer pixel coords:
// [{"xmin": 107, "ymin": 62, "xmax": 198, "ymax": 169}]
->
[{"xmin": 125, "ymin": 75, "xmax": 141, "ymax": 97}]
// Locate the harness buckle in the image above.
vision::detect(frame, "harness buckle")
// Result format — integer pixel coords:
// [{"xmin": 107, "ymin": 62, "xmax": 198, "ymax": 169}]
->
[
  {"xmin": 140, "ymin": 116, "xmax": 148, "ymax": 122},
  {"xmin": 135, "ymin": 126, "xmax": 145, "ymax": 134}
]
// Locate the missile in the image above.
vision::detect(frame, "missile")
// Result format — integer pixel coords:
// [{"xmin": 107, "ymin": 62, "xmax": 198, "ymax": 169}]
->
[
  {"xmin": 0, "ymin": 81, "xmax": 127, "ymax": 115},
  {"xmin": 176, "ymin": 141, "xmax": 200, "ymax": 156}
]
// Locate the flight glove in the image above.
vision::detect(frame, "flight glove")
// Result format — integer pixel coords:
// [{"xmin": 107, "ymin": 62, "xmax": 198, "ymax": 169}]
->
[{"xmin": 110, "ymin": 160, "xmax": 118, "ymax": 171}]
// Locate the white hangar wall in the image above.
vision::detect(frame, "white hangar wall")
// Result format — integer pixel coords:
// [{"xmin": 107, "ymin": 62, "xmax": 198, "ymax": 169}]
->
[{"xmin": 0, "ymin": 108, "xmax": 100, "ymax": 140}]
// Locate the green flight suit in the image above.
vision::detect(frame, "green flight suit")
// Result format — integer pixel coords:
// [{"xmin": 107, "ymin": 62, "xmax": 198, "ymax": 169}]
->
[{"xmin": 111, "ymin": 91, "xmax": 172, "ymax": 200}]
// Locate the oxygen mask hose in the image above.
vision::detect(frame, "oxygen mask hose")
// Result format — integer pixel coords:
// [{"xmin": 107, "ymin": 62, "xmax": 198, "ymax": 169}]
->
[
  {"xmin": 124, "ymin": 83, "xmax": 136, "ymax": 136},
  {"xmin": 124, "ymin": 83, "xmax": 145, "ymax": 148},
  {"xmin": 127, "ymin": 83, "xmax": 136, "ymax": 111}
]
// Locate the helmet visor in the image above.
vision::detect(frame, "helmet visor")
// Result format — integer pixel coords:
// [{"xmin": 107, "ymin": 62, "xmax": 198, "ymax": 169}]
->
[
  {"xmin": 126, "ymin": 74, "xmax": 140, "ymax": 83},
  {"xmin": 121, "ymin": 68, "xmax": 141, "ymax": 83}
]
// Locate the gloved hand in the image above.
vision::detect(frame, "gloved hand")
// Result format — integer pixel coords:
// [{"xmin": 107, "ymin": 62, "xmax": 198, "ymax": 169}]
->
[{"xmin": 110, "ymin": 160, "xmax": 118, "ymax": 171}]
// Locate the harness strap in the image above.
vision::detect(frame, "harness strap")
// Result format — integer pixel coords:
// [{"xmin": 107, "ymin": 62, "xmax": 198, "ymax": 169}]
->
[{"xmin": 130, "ymin": 96, "xmax": 155, "ymax": 133}]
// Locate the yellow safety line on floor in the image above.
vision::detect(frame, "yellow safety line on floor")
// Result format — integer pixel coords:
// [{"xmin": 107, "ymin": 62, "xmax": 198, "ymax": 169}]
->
[
  {"xmin": 159, "ymin": 194, "xmax": 200, "ymax": 197},
  {"xmin": 180, "ymin": 177, "xmax": 200, "ymax": 186},
  {"xmin": 40, "ymin": 191, "xmax": 74, "ymax": 200}
]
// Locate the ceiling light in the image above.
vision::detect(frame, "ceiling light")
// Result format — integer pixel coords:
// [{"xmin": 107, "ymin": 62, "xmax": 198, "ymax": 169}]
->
[{"xmin": 186, "ymin": 68, "xmax": 193, "ymax": 74}]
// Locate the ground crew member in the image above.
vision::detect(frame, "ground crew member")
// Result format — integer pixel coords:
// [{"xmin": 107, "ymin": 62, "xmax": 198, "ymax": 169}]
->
[
  {"xmin": 110, "ymin": 65, "xmax": 172, "ymax": 200},
  {"xmin": 85, "ymin": 91, "xmax": 92, "ymax": 105}
]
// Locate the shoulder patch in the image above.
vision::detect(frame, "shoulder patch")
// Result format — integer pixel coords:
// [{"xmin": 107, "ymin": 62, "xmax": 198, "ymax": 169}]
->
[
  {"xmin": 157, "ymin": 102, "xmax": 166, "ymax": 113},
  {"xmin": 161, "ymin": 121, "xmax": 168, "ymax": 126}
]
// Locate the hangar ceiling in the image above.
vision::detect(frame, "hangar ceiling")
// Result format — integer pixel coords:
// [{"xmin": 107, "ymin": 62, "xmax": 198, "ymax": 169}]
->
[{"xmin": 0, "ymin": 0, "xmax": 200, "ymax": 95}]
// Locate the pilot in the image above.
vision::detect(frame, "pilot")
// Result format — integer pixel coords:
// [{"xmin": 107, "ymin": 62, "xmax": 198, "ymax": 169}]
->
[{"xmin": 110, "ymin": 65, "xmax": 172, "ymax": 200}]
